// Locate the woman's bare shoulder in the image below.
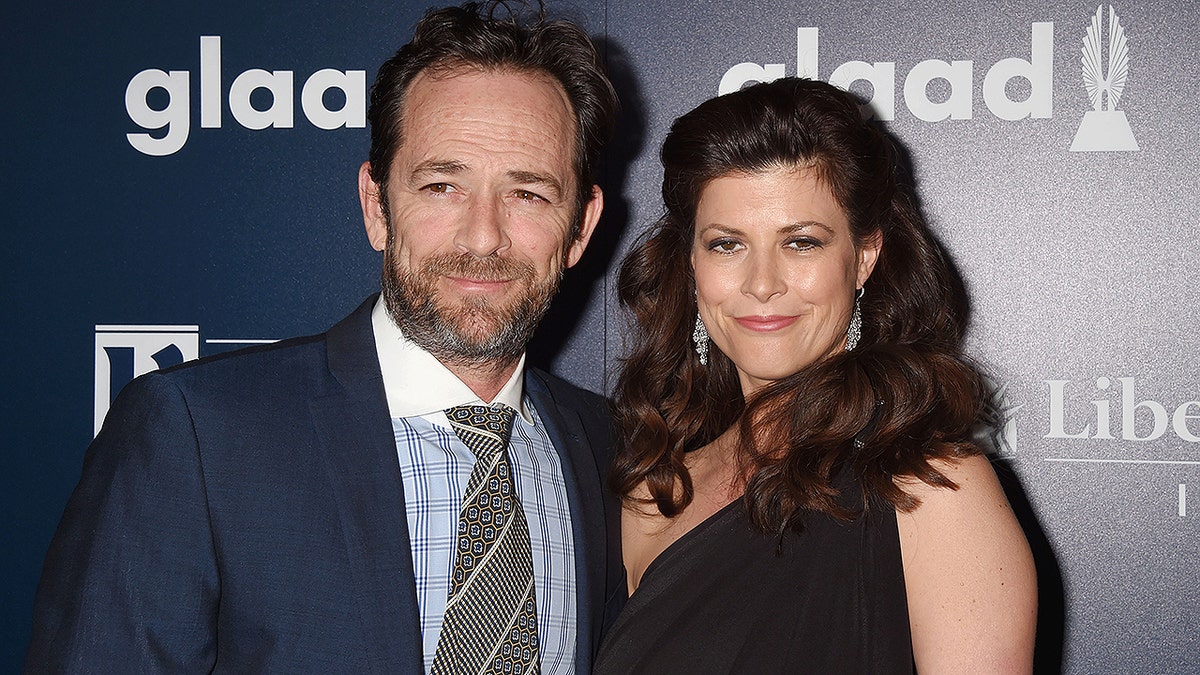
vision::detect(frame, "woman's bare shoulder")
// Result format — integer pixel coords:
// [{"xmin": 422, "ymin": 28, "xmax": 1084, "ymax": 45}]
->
[{"xmin": 894, "ymin": 454, "xmax": 1038, "ymax": 674}]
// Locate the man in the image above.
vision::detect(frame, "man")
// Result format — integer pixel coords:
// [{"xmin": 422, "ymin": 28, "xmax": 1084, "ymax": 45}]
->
[{"xmin": 26, "ymin": 3, "xmax": 623, "ymax": 672}]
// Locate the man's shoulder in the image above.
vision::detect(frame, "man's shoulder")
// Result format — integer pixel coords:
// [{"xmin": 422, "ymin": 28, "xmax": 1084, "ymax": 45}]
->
[
  {"xmin": 158, "ymin": 332, "xmax": 329, "ymax": 386},
  {"xmin": 526, "ymin": 367, "xmax": 617, "ymax": 473},
  {"xmin": 101, "ymin": 335, "xmax": 337, "ymax": 428},
  {"xmin": 151, "ymin": 296, "xmax": 377, "ymax": 391},
  {"xmin": 526, "ymin": 366, "xmax": 608, "ymax": 410}
]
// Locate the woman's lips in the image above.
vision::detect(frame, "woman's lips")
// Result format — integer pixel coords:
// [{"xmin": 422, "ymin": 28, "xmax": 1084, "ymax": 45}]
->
[{"xmin": 733, "ymin": 315, "xmax": 798, "ymax": 332}]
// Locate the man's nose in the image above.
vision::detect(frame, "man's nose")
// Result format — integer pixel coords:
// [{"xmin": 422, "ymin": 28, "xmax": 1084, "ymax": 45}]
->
[{"xmin": 454, "ymin": 194, "xmax": 510, "ymax": 258}]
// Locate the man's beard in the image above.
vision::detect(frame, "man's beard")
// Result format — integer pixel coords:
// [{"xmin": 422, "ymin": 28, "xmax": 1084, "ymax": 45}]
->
[{"xmin": 381, "ymin": 246, "xmax": 564, "ymax": 369}]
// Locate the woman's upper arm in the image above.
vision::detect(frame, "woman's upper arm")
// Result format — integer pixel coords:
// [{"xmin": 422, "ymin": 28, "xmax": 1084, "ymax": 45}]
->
[{"xmin": 895, "ymin": 453, "xmax": 1037, "ymax": 674}]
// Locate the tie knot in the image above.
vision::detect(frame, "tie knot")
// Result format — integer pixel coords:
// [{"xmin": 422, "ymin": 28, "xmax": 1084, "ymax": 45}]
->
[{"xmin": 445, "ymin": 404, "xmax": 517, "ymax": 453}]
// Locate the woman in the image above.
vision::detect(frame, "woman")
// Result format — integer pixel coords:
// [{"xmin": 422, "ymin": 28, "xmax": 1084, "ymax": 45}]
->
[{"xmin": 595, "ymin": 78, "xmax": 1037, "ymax": 674}]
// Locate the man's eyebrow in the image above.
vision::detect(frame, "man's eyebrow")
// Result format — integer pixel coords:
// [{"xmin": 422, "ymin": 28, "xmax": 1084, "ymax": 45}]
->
[
  {"xmin": 409, "ymin": 160, "xmax": 467, "ymax": 182},
  {"xmin": 508, "ymin": 170, "xmax": 564, "ymax": 200}
]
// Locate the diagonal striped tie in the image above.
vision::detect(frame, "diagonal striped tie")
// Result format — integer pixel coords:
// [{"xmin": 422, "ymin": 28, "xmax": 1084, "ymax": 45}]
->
[{"xmin": 432, "ymin": 404, "xmax": 540, "ymax": 675}]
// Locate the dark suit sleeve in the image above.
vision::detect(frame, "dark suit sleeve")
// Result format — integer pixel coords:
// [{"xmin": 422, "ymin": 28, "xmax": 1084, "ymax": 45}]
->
[{"xmin": 26, "ymin": 373, "xmax": 219, "ymax": 673}]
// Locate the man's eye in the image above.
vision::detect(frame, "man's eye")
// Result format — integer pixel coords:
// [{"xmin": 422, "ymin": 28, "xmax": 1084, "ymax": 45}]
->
[
  {"xmin": 423, "ymin": 183, "xmax": 453, "ymax": 194},
  {"xmin": 514, "ymin": 190, "xmax": 545, "ymax": 202}
]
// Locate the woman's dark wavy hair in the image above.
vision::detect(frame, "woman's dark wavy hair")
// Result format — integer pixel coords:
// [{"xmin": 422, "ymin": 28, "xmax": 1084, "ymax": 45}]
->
[
  {"xmin": 366, "ymin": 1, "xmax": 618, "ymax": 236},
  {"xmin": 612, "ymin": 77, "xmax": 985, "ymax": 533}
]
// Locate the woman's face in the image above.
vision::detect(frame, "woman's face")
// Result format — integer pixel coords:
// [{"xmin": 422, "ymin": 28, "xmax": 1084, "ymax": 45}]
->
[{"xmin": 691, "ymin": 167, "xmax": 880, "ymax": 396}]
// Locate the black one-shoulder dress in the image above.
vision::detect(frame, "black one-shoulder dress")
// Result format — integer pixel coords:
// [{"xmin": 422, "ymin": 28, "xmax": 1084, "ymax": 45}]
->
[{"xmin": 593, "ymin": 484, "xmax": 914, "ymax": 674}]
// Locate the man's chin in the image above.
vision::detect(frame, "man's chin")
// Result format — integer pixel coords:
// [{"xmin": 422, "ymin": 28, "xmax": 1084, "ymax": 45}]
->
[
  {"xmin": 397, "ymin": 304, "xmax": 524, "ymax": 362},
  {"xmin": 383, "ymin": 266, "xmax": 558, "ymax": 364},
  {"xmin": 444, "ymin": 320, "xmax": 511, "ymax": 352}
]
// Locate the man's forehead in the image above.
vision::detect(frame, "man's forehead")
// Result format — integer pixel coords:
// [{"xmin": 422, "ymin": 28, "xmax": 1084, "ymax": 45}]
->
[
  {"xmin": 392, "ymin": 65, "xmax": 579, "ymax": 185},
  {"xmin": 405, "ymin": 64, "xmax": 573, "ymax": 116}
]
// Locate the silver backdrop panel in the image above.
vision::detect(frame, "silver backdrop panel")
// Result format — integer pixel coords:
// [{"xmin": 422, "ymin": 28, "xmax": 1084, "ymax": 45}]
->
[{"xmin": 605, "ymin": 1, "xmax": 1198, "ymax": 672}]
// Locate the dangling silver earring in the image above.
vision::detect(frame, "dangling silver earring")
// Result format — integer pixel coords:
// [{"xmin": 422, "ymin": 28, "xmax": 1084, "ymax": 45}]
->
[
  {"xmin": 845, "ymin": 287, "xmax": 864, "ymax": 352},
  {"xmin": 692, "ymin": 312, "xmax": 710, "ymax": 366}
]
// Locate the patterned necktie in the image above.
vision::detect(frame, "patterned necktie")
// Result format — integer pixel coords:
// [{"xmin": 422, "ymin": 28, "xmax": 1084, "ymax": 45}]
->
[{"xmin": 432, "ymin": 404, "xmax": 540, "ymax": 675}]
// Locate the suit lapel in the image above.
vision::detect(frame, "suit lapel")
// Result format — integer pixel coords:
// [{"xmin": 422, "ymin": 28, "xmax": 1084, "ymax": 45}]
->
[
  {"xmin": 525, "ymin": 370, "xmax": 610, "ymax": 674},
  {"xmin": 312, "ymin": 297, "xmax": 423, "ymax": 674}
]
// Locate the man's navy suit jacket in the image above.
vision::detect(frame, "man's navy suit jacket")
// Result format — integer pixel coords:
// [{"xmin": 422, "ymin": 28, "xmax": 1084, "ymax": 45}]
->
[{"xmin": 26, "ymin": 296, "xmax": 625, "ymax": 673}]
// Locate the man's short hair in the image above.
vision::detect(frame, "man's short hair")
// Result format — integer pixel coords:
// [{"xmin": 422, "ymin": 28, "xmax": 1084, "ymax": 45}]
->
[{"xmin": 366, "ymin": 1, "xmax": 618, "ymax": 234}]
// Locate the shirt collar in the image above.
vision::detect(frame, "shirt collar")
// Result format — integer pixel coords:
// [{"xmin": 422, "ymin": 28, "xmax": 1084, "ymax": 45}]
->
[{"xmin": 371, "ymin": 296, "xmax": 532, "ymax": 423}]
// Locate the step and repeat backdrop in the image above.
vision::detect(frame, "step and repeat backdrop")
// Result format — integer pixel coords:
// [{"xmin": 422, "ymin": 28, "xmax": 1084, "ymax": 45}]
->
[{"xmin": 3, "ymin": 0, "xmax": 1196, "ymax": 671}]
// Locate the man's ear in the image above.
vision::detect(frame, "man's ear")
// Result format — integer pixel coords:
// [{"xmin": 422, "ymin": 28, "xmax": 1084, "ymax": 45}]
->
[
  {"xmin": 565, "ymin": 185, "xmax": 604, "ymax": 268},
  {"xmin": 358, "ymin": 161, "xmax": 388, "ymax": 252}
]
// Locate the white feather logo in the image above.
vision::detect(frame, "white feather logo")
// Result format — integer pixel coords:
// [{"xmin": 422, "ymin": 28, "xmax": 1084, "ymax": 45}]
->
[
  {"xmin": 1081, "ymin": 5, "xmax": 1129, "ymax": 111},
  {"xmin": 1070, "ymin": 4, "xmax": 1139, "ymax": 152}
]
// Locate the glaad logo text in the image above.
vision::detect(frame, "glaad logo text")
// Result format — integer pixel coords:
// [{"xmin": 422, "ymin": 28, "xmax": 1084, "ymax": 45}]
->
[
  {"xmin": 719, "ymin": 4, "xmax": 1138, "ymax": 153},
  {"xmin": 719, "ymin": 24, "xmax": 1052, "ymax": 122},
  {"xmin": 125, "ymin": 36, "xmax": 366, "ymax": 156}
]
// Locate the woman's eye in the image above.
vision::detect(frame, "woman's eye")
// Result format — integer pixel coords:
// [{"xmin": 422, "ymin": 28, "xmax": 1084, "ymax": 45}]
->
[
  {"xmin": 708, "ymin": 238, "xmax": 742, "ymax": 253},
  {"xmin": 786, "ymin": 237, "xmax": 821, "ymax": 251}
]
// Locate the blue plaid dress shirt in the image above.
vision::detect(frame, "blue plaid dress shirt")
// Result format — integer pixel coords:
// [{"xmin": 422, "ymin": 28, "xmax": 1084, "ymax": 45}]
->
[
  {"xmin": 392, "ymin": 409, "xmax": 577, "ymax": 674},
  {"xmin": 372, "ymin": 297, "xmax": 577, "ymax": 674}
]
